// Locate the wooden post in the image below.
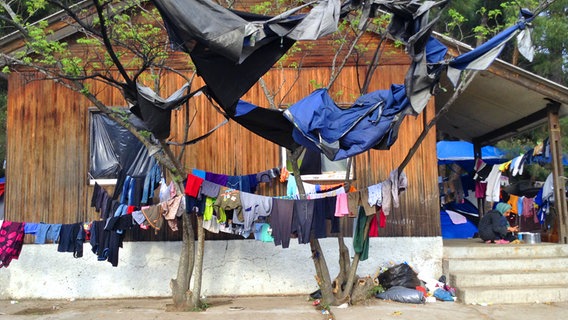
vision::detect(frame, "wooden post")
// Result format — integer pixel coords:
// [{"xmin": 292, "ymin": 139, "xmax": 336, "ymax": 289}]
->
[
  {"xmin": 546, "ymin": 100, "xmax": 568, "ymax": 244},
  {"xmin": 473, "ymin": 142, "xmax": 485, "ymax": 217}
]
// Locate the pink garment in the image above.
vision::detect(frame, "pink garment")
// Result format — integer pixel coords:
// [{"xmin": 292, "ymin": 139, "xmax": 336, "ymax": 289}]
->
[
  {"xmin": 334, "ymin": 193, "xmax": 350, "ymax": 217},
  {"xmin": 161, "ymin": 195, "xmax": 183, "ymax": 232},
  {"xmin": 521, "ymin": 197, "xmax": 539, "ymax": 224}
]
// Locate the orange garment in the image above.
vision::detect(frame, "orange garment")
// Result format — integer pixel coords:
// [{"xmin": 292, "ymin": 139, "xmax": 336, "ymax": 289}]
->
[
  {"xmin": 507, "ymin": 194, "xmax": 520, "ymax": 214},
  {"xmin": 318, "ymin": 183, "xmax": 345, "ymax": 192},
  {"xmin": 279, "ymin": 167, "xmax": 289, "ymax": 183}
]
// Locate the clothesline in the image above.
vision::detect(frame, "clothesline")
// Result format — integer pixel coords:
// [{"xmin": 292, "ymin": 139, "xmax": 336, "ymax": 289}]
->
[{"xmin": 1, "ymin": 167, "xmax": 408, "ymax": 268}]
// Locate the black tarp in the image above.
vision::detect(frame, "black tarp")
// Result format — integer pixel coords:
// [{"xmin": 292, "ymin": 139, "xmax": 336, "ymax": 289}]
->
[
  {"xmin": 151, "ymin": 0, "xmax": 339, "ymax": 149},
  {"xmin": 89, "ymin": 112, "xmax": 154, "ymax": 179}
]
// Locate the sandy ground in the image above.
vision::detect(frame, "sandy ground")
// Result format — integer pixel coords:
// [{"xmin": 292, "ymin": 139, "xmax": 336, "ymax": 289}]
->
[{"xmin": 2, "ymin": 295, "xmax": 568, "ymax": 320}]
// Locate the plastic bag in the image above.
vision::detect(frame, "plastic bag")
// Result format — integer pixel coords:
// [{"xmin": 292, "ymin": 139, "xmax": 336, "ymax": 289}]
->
[
  {"xmin": 377, "ymin": 263, "xmax": 421, "ymax": 289},
  {"xmin": 434, "ymin": 288, "xmax": 455, "ymax": 301},
  {"xmin": 375, "ymin": 286, "xmax": 425, "ymax": 304}
]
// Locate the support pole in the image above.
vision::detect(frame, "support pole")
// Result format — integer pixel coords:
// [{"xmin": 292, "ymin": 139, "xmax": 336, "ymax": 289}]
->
[
  {"xmin": 473, "ymin": 142, "xmax": 486, "ymax": 217},
  {"xmin": 546, "ymin": 100, "xmax": 568, "ymax": 244}
]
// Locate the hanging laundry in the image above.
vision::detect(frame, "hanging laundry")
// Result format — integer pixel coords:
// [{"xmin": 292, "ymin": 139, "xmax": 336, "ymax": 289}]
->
[
  {"xmin": 256, "ymin": 168, "xmax": 280, "ymax": 184},
  {"xmin": 390, "ymin": 169, "xmax": 408, "ymax": 209},
  {"xmin": 484, "ymin": 165, "xmax": 502, "ymax": 202},
  {"xmin": 105, "ymin": 215, "xmax": 134, "ymax": 267},
  {"xmin": 184, "ymin": 174, "xmax": 204, "ymax": 198},
  {"xmin": 24, "ymin": 222, "xmax": 40, "ymax": 235},
  {"xmin": 240, "ymin": 193, "xmax": 272, "ymax": 237},
  {"xmin": 57, "ymin": 223, "xmax": 85, "ymax": 258},
  {"xmin": 205, "ymin": 172, "xmax": 229, "ymax": 187},
  {"xmin": 202, "ymin": 198, "xmax": 219, "ymax": 233},
  {"xmin": 334, "ymin": 192, "xmax": 350, "ymax": 217},
  {"xmin": 35, "ymin": 223, "xmax": 62, "ymax": 244},
  {"xmin": 200, "ymin": 180, "xmax": 220, "ymax": 198},
  {"xmin": 253, "ymin": 223, "xmax": 274, "ymax": 243},
  {"xmin": 0, "ymin": 220, "xmax": 25, "ymax": 268},
  {"xmin": 161, "ymin": 195, "xmax": 183, "ymax": 232},
  {"xmin": 353, "ymin": 208, "xmax": 370, "ymax": 261},
  {"xmin": 132, "ymin": 210, "xmax": 147, "ymax": 228},
  {"xmin": 291, "ymin": 199, "xmax": 315, "ymax": 244},
  {"xmin": 271, "ymin": 198, "xmax": 295, "ymax": 248},
  {"xmin": 312, "ymin": 196, "xmax": 340, "ymax": 238},
  {"xmin": 203, "ymin": 216, "xmax": 220, "ymax": 233},
  {"xmin": 367, "ymin": 183, "xmax": 383, "ymax": 207},
  {"xmin": 348, "ymin": 190, "xmax": 376, "ymax": 216},
  {"xmin": 369, "ymin": 214, "xmax": 379, "ymax": 237},
  {"xmin": 214, "ymin": 188, "xmax": 242, "ymax": 223},
  {"xmin": 141, "ymin": 162, "xmax": 162, "ymax": 204},
  {"xmin": 381, "ymin": 180, "xmax": 393, "ymax": 216},
  {"xmin": 141, "ymin": 204, "xmax": 165, "ymax": 234}
]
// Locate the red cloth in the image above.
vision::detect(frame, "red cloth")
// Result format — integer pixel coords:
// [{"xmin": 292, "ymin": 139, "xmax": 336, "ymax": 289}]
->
[
  {"xmin": 184, "ymin": 174, "xmax": 204, "ymax": 198},
  {"xmin": 416, "ymin": 286, "xmax": 427, "ymax": 295},
  {"xmin": 379, "ymin": 209, "xmax": 387, "ymax": 228},
  {"xmin": 369, "ymin": 214, "xmax": 379, "ymax": 237}
]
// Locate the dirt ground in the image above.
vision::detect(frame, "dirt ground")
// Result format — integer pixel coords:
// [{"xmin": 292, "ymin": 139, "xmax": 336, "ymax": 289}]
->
[
  {"xmin": 2, "ymin": 295, "xmax": 568, "ymax": 320},
  {"xmin": 1, "ymin": 296, "xmax": 321, "ymax": 320}
]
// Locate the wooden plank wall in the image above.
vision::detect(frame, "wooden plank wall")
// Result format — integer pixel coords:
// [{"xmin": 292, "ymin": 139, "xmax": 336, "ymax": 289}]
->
[
  {"xmin": 6, "ymin": 73, "xmax": 89, "ymax": 225},
  {"xmin": 6, "ymin": 62, "xmax": 440, "ymax": 238}
]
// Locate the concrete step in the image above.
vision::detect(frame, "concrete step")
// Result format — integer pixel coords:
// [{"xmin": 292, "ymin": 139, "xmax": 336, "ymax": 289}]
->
[
  {"xmin": 456, "ymin": 285, "xmax": 568, "ymax": 305},
  {"xmin": 443, "ymin": 256, "xmax": 568, "ymax": 273},
  {"xmin": 449, "ymin": 270, "xmax": 568, "ymax": 287},
  {"xmin": 443, "ymin": 240, "xmax": 568, "ymax": 304},
  {"xmin": 444, "ymin": 243, "xmax": 568, "ymax": 259}
]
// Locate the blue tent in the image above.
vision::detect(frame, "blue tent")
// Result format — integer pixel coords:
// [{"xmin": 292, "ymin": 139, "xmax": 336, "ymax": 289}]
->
[{"xmin": 440, "ymin": 210, "xmax": 478, "ymax": 239}]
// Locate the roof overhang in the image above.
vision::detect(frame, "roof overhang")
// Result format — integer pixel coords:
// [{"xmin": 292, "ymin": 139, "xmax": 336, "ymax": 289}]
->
[{"xmin": 434, "ymin": 32, "xmax": 568, "ymax": 146}]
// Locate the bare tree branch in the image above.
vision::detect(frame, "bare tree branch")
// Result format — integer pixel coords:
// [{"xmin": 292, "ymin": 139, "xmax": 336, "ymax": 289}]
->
[{"xmin": 91, "ymin": 0, "xmax": 134, "ymax": 88}]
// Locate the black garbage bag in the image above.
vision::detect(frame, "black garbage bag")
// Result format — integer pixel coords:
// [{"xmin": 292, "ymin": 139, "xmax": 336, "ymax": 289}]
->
[
  {"xmin": 375, "ymin": 286, "xmax": 425, "ymax": 304},
  {"xmin": 309, "ymin": 289, "xmax": 322, "ymax": 300},
  {"xmin": 377, "ymin": 263, "xmax": 421, "ymax": 290}
]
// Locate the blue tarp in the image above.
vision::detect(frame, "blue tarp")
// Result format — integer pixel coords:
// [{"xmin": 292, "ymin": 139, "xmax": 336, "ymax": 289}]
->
[
  {"xmin": 437, "ymin": 140, "xmax": 506, "ymax": 174},
  {"xmin": 446, "ymin": 10, "xmax": 534, "ymax": 87},
  {"xmin": 437, "ymin": 141, "xmax": 505, "ymax": 164},
  {"xmin": 283, "ymin": 84, "xmax": 409, "ymax": 161}
]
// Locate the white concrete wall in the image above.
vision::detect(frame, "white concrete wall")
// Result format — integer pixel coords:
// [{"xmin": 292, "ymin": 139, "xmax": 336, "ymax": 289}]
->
[{"xmin": 0, "ymin": 237, "xmax": 443, "ymax": 299}]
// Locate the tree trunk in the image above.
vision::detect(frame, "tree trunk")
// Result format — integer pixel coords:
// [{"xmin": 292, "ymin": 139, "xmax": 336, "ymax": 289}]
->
[
  {"xmin": 338, "ymin": 217, "xmax": 372, "ymax": 304},
  {"xmin": 169, "ymin": 212, "xmax": 196, "ymax": 311},
  {"xmin": 332, "ymin": 224, "xmax": 350, "ymax": 302},
  {"xmin": 191, "ymin": 215, "xmax": 205, "ymax": 308},
  {"xmin": 148, "ymin": 145, "xmax": 200, "ymax": 311},
  {"xmin": 288, "ymin": 149, "xmax": 336, "ymax": 306},
  {"xmin": 310, "ymin": 237, "xmax": 337, "ymax": 306}
]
